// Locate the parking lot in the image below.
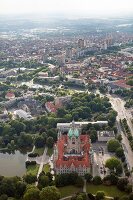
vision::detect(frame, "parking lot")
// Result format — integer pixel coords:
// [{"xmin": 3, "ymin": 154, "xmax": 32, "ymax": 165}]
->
[{"xmin": 92, "ymin": 142, "xmax": 114, "ymax": 178}]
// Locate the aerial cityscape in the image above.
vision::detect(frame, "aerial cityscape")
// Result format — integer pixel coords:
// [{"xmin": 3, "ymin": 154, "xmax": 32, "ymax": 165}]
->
[{"xmin": 0, "ymin": 0, "xmax": 133, "ymax": 200}]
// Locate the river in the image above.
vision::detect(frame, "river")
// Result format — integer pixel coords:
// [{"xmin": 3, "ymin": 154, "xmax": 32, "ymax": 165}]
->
[{"xmin": 0, "ymin": 150, "xmax": 28, "ymax": 177}]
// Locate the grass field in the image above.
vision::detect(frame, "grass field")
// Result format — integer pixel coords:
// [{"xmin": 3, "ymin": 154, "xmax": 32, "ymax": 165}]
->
[
  {"xmin": 86, "ymin": 184, "xmax": 126, "ymax": 197},
  {"xmin": 33, "ymin": 147, "xmax": 44, "ymax": 156},
  {"xmin": 26, "ymin": 164, "xmax": 39, "ymax": 176},
  {"xmin": 59, "ymin": 185, "xmax": 82, "ymax": 198},
  {"xmin": 43, "ymin": 164, "xmax": 50, "ymax": 173},
  {"xmin": 47, "ymin": 148, "xmax": 53, "ymax": 157}
]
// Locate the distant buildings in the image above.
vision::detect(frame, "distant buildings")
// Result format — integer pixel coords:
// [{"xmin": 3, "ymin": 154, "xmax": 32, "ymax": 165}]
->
[
  {"xmin": 45, "ymin": 102, "xmax": 57, "ymax": 113},
  {"xmin": 67, "ymin": 77, "xmax": 85, "ymax": 85},
  {"xmin": 55, "ymin": 96, "xmax": 71, "ymax": 107},
  {"xmin": 0, "ymin": 69, "xmax": 17, "ymax": 78},
  {"xmin": 97, "ymin": 131, "xmax": 115, "ymax": 142},
  {"xmin": 66, "ymin": 47, "xmax": 72, "ymax": 59},
  {"xmin": 14, "ymin": 109, "xmax": 33, "ymax": 120},
  {"xmin": 38, "ymin": 72, "xmax": 48, "ymax": 77},
  {"xmin": 18, "ymin": 97, "xmax": 42, "ymax": 115},
  {"xmin": 37, "ymin": 75, "xmax": 60, "ymax": 82},
  {"xmin": 108, "ymin": 79, "xmax": 133, "ymax": 92},
  {"xmin": 78, "ymin": 39, "xmax": 85, "ymax": 48},
  {"xmin": 5, "ymin": 92, "xmax": 15, "ymax": 100}
]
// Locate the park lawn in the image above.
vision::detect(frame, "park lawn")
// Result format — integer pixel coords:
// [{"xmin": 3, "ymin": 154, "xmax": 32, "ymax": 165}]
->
[
  {"xmin": 43, "ymin": 164, "xmax": 50, "ymax": 173},
  {"xmin": 33, "ymin": 147, "xmax": 44, "ymax": 156},
  {"xmin": 26, "ymin": 164, "xmax": 39, "ymax": 176},
  {"xmin": 59, "ymin": 185, "xmax": 82, "ymax": 198},
  {"xmin": 47, "ymin": 148, "xmax": 53, "ymax": 157},
  {"xmin": 86, "ymin": 184, "xmax": 126, "ymax": 198}
]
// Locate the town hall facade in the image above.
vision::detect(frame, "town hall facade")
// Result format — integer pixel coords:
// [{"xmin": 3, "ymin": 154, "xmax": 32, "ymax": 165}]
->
[{"xmin": 53, "ymin": 121, "xmax": 93, "ymax": 176}]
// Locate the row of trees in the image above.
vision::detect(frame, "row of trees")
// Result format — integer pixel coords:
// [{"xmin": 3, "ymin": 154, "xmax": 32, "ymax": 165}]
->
[
  {"xmin": 107, "ymin": 138, "xmax": 131, "ymax": 176},
  {"xmin": 121, "ymin": 119, "xmax": 133, "ymax": 151},
  {"xmin": 114, "ymin": 88, "xmax": 133, "ymax": 108}
]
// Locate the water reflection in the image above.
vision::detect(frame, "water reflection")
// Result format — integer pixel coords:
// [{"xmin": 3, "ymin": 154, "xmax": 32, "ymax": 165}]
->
[{"xmin": 0, "ymin": 150, "xmax": 29, "ymax": 177}]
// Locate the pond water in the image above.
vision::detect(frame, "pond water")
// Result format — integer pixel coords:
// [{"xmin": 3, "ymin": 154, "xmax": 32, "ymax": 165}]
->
[{"xmin": 0, "ymin": 150, "xmax": 28, "ymax": 177}]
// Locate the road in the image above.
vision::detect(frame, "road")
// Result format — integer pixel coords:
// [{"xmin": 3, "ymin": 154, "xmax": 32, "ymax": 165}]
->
[
  {"xmin": 107, "ymin": 94, "xmax": 133, "ymax": 133},
  {"xmin": 107, "ymin": 94, "xmax": 133, "ymax": 171}
]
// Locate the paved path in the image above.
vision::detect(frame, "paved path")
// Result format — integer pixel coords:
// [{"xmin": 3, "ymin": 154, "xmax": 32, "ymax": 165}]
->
[
  {"xmin": 60, "ymin": 194, "xmax": 113, "ymax": 200},
  {"xmin": 26, "ymin": 145, "xmax": 35, "ymax": 161},
  {"xmin": 35, "ymin": 147, "xmax": 48, "ymax": 186},
  {"xmin": 60, "ymin": 196, "xmax": 72, "ymax": 200},
  {"xmin": 83, "ymin": 179, "xmax": 86, "ymax": 193}
]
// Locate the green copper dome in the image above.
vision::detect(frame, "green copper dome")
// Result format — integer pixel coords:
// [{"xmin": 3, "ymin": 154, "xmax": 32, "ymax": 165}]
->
[
  {"xmin": 68, "ymin": 128, "xmax": 79, "ymax": 138},
  {"xmin": 74, "ymin": 129, "xmax": 79, "ymax": 137},
  {"xmin": 68, "ymin": 128, "xmax": 73, "ymax": 137}
]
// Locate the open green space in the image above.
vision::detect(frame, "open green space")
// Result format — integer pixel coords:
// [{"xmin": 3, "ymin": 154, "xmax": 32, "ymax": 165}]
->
[
  {"xmin": 33, "ymin": 147, "xmax": 44, "ymax": 156},
  {"xmin": 86, "ymin": 184, "xmax": 126, "ymax": 197},
  {"xmin": 47, "ymin": 148, "xmax": 53, "ymax": 157},
  {"xmin": 26, "ymin": 164, "xmax": 39, "ymax": 176},
  {"xmin": 59, "ymin": 185, "xmax": 82, "ymax": 198},
  {"xmin": 43, "ymin": 164, "xmax": 50, "ymax": 173}
]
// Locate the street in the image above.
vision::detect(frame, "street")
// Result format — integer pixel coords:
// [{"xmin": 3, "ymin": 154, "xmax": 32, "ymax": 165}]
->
[{"xmin": 107, "ymin": 94, "xmax": 133, "ymax": 171}]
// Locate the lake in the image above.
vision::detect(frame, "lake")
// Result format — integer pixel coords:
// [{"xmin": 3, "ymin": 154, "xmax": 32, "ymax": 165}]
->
[{"xmin": 0, "ymin": 150, "xmax": 28, "ymax": 177}]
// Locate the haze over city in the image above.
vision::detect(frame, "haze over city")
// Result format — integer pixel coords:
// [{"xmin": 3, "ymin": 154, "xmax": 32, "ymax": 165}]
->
[{"xmin": 0, "ymin": 0, "xmax": 133, "ymax": 17}]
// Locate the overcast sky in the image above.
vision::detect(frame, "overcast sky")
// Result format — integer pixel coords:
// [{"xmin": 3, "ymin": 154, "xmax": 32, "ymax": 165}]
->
[{"xmin": 0, "ymin": 0, "xmax": 133, "ymax": 17}]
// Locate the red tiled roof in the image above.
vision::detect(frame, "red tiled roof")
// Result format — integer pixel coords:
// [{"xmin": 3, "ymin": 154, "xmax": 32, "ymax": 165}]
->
[
  {"xmin": 113, "ymin": 79, "xmax": 133, "ymax": 89},
  {"xmin": 45, "ymin": 102, "xmax": 57, "ymax": 113},
  {"xmin": 55, "ymin": 134, "xmax": 90, "ymax": 168},
  {"xmin": 45, "ymin": 101, "xmax": 62, "ymax": 113},
  {"xmin": 5, "ymin": 92, "xmax": 15, "ymax": 99}
]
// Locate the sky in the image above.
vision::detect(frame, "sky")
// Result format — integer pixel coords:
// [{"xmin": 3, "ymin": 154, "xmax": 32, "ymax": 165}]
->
[{"xmin": 0, "ymin": 0, "xmax": 133, "ymax": 17}]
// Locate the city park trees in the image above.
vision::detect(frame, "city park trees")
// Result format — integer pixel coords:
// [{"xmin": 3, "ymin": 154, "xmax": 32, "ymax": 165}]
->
[
  {"xmin": 40, "ymin": 186, "xmax": 61, "ymax": 200},
  {"xmin": 0, "ymin": 92, "xmax": 117, "ymax": 150},
  {"xmin": 107, "ymin": 139, "xmax": 121, "ymax": 152},
  {"xmin": 105, "ymin": 157, "xmax": 123, "ymax": 175},
  {"xmin": 23, "ymin": 186, "xmax": 40, "ymax": 200}
]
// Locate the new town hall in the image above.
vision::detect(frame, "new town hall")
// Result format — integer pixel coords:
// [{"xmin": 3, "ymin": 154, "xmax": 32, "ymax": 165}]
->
[{"xmin": 53, "ymin": 121, "xmax": 94, "ymax": 176}]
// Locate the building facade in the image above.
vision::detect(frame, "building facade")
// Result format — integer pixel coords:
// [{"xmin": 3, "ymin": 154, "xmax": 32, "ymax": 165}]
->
[{"xmin": 53, "ymin": 121, "xmax": 93, "ymax": 176}]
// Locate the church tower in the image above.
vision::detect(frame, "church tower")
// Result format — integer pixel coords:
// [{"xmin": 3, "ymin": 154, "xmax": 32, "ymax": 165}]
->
[{"xmin": 67, "ymin": 120, "xmax": 81, "ymax": 154}]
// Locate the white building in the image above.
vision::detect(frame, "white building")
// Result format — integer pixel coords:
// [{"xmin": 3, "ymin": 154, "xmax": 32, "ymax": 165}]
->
[
  {"xmin": 57, "ymin": 121, "xmax": 108, "ymax": 132},
  {"xmin": 97, "ymin": 131, "xmax": 115, "ymax": 142},
  {"xmin": 14, "ymin": 109, "xmax": 33, "ymax": 120}
]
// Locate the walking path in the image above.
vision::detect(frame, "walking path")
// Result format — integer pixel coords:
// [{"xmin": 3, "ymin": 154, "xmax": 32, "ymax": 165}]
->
[
  {"xmin": 60, "ymin": 196, "xmax": 72, "ymax": 200},
  {"xmin": 83, "ymin": 179, "xmax": 86, "ymax": 193},
  {"xmin": 35, "ymin": 147, "xmax": 48, "ymax": 186},
  {"xmin": 60, "ymin": 194, "xmax": 113, "ymax": 200}
]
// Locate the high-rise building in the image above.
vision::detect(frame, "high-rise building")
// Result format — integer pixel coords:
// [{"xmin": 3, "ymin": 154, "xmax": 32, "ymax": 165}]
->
[
  {"xmin": 66, "ymin": 47, "xmax": 72, "ymax": 59},
  {"xmin": 78, "ymin": 39, "xmax": 85, "ymax": 48}
]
